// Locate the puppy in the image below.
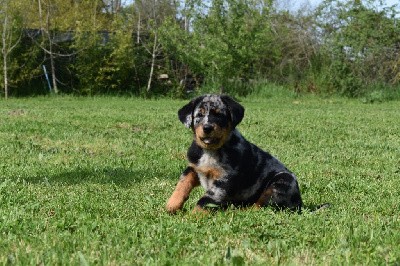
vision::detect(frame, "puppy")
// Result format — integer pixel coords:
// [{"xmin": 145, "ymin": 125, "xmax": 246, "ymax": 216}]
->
[{"xmin": 166, "ymin": 94, "xmax": 302, "ymax": 213}]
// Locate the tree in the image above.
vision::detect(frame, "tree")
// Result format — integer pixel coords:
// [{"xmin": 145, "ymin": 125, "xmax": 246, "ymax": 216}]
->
[
  {"xmin": 25, "ymin": 0, "xmax": 110, "ymax": 94},
  {"xmin": 316, "ymin": 0, "xmax": 400, "ymax": 96},
  {"xmin": 133, "ymin": 0, "xmax": 177, "ymax": 93},
  {"xmin": 161, "ymin": 0, "xmax": 276, "ymax": 94},
  {"xmin": 0, "ymin": 0, "xmax": 22, "ymax": 99},
  {"xmin": 70, "ymin": 0, "xmax": 118, "ymax": 94}
]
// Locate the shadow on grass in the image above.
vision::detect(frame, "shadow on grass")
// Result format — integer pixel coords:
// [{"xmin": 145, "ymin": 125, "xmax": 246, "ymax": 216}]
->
[
  {"xmin": 303, "ymin": 203, "xmax": 331, "ymax": 213},
  {"xmin": 21, "ymin": 167, "xmax": 151, "ymax": 187}
]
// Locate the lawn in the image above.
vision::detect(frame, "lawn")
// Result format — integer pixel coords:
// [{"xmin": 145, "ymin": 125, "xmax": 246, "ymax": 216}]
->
[{"xmin": 0, "ymin": 95, "xmax": 399, "ymax": 265}]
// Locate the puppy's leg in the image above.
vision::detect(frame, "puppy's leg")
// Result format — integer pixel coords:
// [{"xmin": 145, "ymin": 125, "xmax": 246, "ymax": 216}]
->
[
  {"xmin": 166, "ymin": 167, "xmax": 200, "ymax": 214},
  {"xmin": 193, "ymin": 194, "xmax": 219, "ymax": 213},
  {"xmin": 193, "ymin": 186, "xmax": 229, "ymax": 213},
  {"xmin": 254, "ymin": 186, "xmax": 274, "ymax": 208},
  {"xmin": 256, "ymin": 172, "xmax": 302, "ymax": 211}
]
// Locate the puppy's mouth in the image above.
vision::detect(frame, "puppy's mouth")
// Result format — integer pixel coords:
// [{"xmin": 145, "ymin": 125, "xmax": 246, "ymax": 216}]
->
[{"xmin": 200, "ymin": 137, "xmax": 220, "ymax": 145}]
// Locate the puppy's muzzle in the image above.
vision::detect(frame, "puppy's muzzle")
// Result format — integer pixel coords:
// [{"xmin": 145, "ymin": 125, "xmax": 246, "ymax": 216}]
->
[
  {"xmin": 199, "ymin": 124, "xmax": 219, "ymax": 145},
  {"xmin": 202, "ymin": 124, "xmax": 214, "ymax": 134}
]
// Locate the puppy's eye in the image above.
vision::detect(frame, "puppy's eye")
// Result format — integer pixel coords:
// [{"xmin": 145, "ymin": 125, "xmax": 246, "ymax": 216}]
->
[{"xmin": 196, "ymin": 112, "xmax": 204, "ymax": 118}]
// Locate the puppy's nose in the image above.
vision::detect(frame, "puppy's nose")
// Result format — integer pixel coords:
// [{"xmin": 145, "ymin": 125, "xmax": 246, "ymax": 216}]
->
[{"xmin": 203, "ymin": 124, "xmax": 214, "ymax": 134}]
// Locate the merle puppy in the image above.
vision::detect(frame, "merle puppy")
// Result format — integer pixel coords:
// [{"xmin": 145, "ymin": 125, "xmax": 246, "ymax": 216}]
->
[{"xmin": 166, "ymin": 94, "xmax": 302, "ymax": 213}]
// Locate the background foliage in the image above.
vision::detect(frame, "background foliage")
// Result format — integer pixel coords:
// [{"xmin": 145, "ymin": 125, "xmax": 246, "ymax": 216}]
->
[{"xmin": 0, "ymin": 0, "xmax": 399, "ymax": 98}]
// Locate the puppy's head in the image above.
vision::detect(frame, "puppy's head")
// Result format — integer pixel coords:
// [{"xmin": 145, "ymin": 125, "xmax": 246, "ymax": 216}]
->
[{"xmin": 178, "ymin": 94, "xmax": 244, "ymax": 150}]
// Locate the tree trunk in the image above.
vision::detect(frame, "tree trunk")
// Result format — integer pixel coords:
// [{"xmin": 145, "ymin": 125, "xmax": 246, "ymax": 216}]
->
[
  {"xmin": 1, "ymin": 1, "xmax": 21, "ymax": 99},
  {"xmin": 2, "ymin": 9, "xmax": 8, "ymax": 99},
  {"xmin": 38, "ymin": 0, "xmax": 58, "ymax": 94},
  {"xmin": 137, "ymin": 12, "xmax": 140, "ymax": 44},
  {"xmin": 2, "ymin": 48, "xmax": 8, "ymax": 99},
  {"xmin": 146, "ymin": 33, "xmax": 158, "ymax": 92},
  {"xmin": 46, "ymin": 3, "xmax": 58, "ymax": 94},
  {"xmin": 49, "ymin": 43, "xmax": 58, "ymax": 94}
]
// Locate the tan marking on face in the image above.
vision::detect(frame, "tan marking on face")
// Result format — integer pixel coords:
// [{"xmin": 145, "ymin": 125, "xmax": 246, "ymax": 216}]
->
[
  {"xmin": 194, "ymin": 123, "xmax": 232, "ymax": 150},
  {"xmin": 166, "ymin": 171, "xmax": 200, "ymax": 214}
]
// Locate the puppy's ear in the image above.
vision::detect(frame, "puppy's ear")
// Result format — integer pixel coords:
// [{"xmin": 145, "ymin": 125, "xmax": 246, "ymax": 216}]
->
[
  {"xmin": 178, "ymin": 96, "xmax": 204, "ymax": 128},
  {"xmin": 221, "ymin": 95, "xmax": 245, "ymax": 128}
]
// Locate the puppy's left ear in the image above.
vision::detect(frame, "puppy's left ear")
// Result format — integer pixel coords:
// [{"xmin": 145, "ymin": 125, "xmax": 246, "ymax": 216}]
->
[
  {"xmin": 221, "ymin": 95, "xmax": 245, "ymax": 128},
  {"xmin": 178, "ymin": 96, "xmax": 204, "ymax": 128}
]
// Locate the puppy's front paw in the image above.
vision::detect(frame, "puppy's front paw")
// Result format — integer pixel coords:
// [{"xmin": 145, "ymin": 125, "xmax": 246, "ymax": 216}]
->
[
  {"xmin": 166, "ymin": 196, "xmax": 184, "ymax": 214},
  {"xmin": 191, "ymin": 205, "xmax": 209, "ymax": 215}
]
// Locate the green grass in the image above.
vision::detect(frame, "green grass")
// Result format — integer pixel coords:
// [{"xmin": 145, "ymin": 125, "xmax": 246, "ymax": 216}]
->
[{"xmin": 1, "ymin": 95, "xmax": 400, "ymax": 265}]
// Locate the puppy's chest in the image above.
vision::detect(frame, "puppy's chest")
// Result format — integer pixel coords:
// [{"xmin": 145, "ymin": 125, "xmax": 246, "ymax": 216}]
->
[{"xmin": 191, "ymin": 152, "xmax": 229, "ymax": 189}]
